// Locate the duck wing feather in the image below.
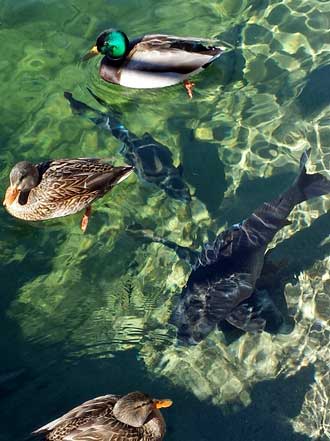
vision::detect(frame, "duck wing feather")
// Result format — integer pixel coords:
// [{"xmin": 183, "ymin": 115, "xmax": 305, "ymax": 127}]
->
[
  {"xmin": 124, "ymin": 34, "xmax": 223, "ymax": 74},
  {"xmin": 32, "ymin": 394, "xmax": 120, "ymax": 434},
  {"xmin": 62, "ymin": 416, "xmax": 144, "ymax": 441},
  {"xmin": 28, "ymin": 159, "xmax": 127, "ymax": 203}
]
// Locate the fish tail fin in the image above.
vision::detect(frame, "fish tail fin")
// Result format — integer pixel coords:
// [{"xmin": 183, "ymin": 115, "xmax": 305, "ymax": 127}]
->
[
  {"xmin": 294, "ymin": 149, "xmax": 330, "ymax": 203},
  {"xmin": 239, "ymin": 150, "xmax": 330, "ymax": 248}
]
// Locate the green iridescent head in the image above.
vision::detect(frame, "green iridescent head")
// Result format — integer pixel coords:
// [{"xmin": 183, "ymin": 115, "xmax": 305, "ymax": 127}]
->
[{"xmin": 96, "ymin": 30, "xmax": 129, "ymax": 59}]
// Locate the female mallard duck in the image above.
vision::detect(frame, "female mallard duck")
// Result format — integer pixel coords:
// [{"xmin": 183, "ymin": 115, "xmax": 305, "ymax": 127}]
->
[
  {"xmin": 83, "ymin": 29, "xmax": 225, "ymax": 97},
  {"xmin": 3, "ymin": 159, "xmax": 134, "ymax": 232},
  {"xmin": 32, "ymin": 391, "xmax": 172, "ymax": 441}
]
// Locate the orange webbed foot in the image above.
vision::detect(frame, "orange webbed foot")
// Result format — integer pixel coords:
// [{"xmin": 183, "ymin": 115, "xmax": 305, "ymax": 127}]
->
[
  {"xmin": 183, "ymin": 80, "xmax": 195, "ymax": 99},
  {"xmin": 80, "ymin": 206, "xmax": 92, "ymax": 233}
]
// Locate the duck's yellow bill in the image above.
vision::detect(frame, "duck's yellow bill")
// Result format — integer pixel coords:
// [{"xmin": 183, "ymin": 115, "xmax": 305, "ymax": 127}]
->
[
  {"xmin": 3, "ymin": 186, "xmax": 19, "ymax": 207},
  {"xmin": 82, "ymin": 45, "xmax": 99, "ymax": 61},
  {"xmin": 154, "ymin": 399, "xmax": 173, "ymax": 409}
]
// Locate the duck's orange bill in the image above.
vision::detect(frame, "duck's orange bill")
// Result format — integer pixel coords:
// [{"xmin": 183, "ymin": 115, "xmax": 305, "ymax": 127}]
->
[
  {"xmin": 154, "ymin": 399, "xmax": 173, "ymax": 409},
  {"xmin": 82, "ymin": 45, "xmax": 99, "ymax": 61},
  {"xmin": 3, "ymin": 186, "xmax": 19, "ymax": 207}
]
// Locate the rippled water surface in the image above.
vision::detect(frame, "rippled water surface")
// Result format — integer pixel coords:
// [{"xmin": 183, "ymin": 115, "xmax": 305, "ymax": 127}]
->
[{"xmin": 2, "ymin": 0, "xmax": 330, "ymax": 440}]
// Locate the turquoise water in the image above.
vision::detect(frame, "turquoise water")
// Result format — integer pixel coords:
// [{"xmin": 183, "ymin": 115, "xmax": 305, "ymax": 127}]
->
[{"xmin": 2, "ymin": 0, "xmax": 330, "ymax": 440}]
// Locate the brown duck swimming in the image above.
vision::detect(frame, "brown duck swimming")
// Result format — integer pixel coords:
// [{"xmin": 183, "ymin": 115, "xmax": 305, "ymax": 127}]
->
[
  {"xmin": 32, "ymin": 391, "xmax": 172, "ymax": 441},
  {"xmin": 3, "ymin": 159, "xmax": 134, "ymax": 232},
  {"xmin": 83, "ymin": 29, "xmax": 225, "ymax": 97}
]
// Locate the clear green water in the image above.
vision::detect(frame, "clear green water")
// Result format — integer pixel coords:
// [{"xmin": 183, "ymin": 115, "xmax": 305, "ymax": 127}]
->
[{"xmin": 2, "ymin": 0, "xmax": 330, "ymax": 440}]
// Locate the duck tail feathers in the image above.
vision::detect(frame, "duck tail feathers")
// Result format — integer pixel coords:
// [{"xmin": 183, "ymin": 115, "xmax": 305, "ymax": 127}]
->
[{"xmin": 202, "ymin": 47, "xmax": 224, "ymax": 68}]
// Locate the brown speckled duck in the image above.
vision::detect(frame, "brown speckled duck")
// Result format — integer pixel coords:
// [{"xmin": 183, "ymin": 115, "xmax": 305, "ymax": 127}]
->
[
  {"xmin": 32, "ymin": 391, "xmax": 172, "ymax": 441},
  {"xmin": 83, "ymin": 29, "xmax": 225, "ymax": 98},
  {"xmin": 3, "ymin": 159, "xmax": 134, "ymax": 232}
]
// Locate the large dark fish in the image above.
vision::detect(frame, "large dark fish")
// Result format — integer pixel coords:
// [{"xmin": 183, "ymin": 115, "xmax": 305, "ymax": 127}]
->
[
  {"xmin": 64, "ymin": 92, "xmax": 191, "ymax": 202},
  {"xmin": 133, "ymin": 150, "xmax": 330, "ymax": 344}
]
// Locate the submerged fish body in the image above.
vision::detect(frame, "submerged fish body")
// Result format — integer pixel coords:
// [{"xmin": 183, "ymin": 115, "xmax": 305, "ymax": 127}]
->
[
  {"xmin": 64, "ymin": 92, "xmax": 191, "ymax": 202},
  {"xmin": 167, "ymin": 150, "xmax": 330, "ymax": 344},
  {"xmin": 116, "ymin": 130, "xmax": 191, "ymax": 201}
]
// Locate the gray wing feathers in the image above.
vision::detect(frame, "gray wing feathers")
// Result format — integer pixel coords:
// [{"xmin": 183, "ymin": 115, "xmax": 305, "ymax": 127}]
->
[
  {"xmin": 63, "ymin": 418, "xmax": 142, "ymax": 441},
  {"xmin": 126, "ymin": 34, "xmax": 223, "ymax": 74},
  {"xmin": 126, "ymin": 50, "xmax": 215, "ymax": 74}
]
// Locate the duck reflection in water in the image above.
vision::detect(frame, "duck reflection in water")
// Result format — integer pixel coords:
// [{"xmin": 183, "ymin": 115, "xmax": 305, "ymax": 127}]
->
[
  {"xmin": 64, "ymin": 92, "xmax": 191, "ymax": 203},
  {"xmin": 130, "ymin": 150, "xmax": 330, "ymax": 344}
]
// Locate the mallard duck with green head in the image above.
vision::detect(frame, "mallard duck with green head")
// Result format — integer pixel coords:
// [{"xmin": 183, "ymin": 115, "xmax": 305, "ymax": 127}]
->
[
  {"xmin": 32, "ymin": 391, "xmax": 172, "ymax": 441},
  {"xmin": 83, "ymin": 29, "xmax": 225, "ymax": 97},
  {"xmin": 3, "ymin": 158, "xmax": 134, "ymax": 232}
]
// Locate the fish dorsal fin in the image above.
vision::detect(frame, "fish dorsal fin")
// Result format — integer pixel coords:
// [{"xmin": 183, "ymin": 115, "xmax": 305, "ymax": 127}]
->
[{"xmin": 142, "ymin": 132, "xmax": 154, "ymax": 142}]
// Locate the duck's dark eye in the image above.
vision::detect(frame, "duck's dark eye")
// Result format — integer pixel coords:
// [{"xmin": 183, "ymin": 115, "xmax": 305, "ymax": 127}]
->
[{"xmin": 134, "ymin": 400, "xmax": 152, "ymax": 410}]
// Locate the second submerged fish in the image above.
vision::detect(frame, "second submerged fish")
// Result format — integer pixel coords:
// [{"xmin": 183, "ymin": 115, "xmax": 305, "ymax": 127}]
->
[{"xmin": 132, "ymin": 150, "xmax": 330, "ymax": 344}]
